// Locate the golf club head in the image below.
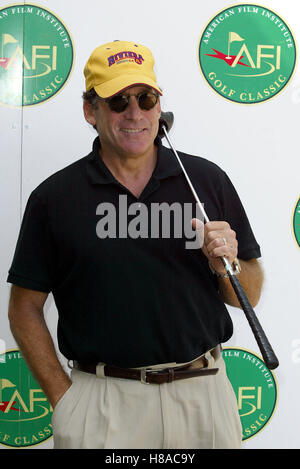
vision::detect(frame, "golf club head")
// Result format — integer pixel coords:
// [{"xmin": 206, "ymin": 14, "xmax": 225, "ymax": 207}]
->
[{"xmin": 158, "ymin": 111, "xmax": 174, "ymax": 136}]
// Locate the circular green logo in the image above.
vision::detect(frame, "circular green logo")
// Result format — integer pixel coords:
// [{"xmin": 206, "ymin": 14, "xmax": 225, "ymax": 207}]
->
[
  {"xmin": 293, "ymin": 197, "xmax": 300, "ymax": 248},
  {"xmin": 222, "ymin": 348, "xmax": 278, "ymax": 440},
  {"xmin": 198, "ymin": 4, "xmax": 297, "ymax": 103},
  {"xmin": 0, "ymin": 3, "xmax": 74, "ymax": 107},
  {"xmin": 0, "ymin": 349, "xmax": 53, "ymax": 447}
]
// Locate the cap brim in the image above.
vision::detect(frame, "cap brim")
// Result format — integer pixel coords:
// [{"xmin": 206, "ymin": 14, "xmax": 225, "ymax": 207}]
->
[{"xmin": 94, "ymin": 74, "xmax": 162, "ymax": 98}]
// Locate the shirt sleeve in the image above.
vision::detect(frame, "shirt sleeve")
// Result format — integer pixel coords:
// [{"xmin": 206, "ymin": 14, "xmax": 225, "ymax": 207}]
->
[
  {"xmin": 7, "ymin": 190, "xmax": 55, "ymax": 293},
  {"xmin": 219, "ymin": 171, "xmax": 261, "ymax": 260}
]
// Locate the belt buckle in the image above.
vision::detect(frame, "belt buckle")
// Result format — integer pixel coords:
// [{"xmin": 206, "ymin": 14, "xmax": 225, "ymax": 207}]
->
[
  {"xmin": 141, "ymin": 368, "xmax": 159, "ymax": 384},
  {"xmin": 140, "ymin": 368, "xmax": 151, "ymax": 384}
]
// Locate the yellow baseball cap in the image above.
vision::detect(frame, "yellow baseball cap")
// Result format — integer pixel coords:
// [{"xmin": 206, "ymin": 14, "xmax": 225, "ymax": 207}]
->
[{"xmin": 84, "ymin": 40, "xmax": 162, "ymax": 98}]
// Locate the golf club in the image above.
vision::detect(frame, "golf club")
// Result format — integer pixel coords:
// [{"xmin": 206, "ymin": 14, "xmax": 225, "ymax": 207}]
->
[{"xmin": 159, "ymin": 111, "xmax": 279, "ymax": 370}]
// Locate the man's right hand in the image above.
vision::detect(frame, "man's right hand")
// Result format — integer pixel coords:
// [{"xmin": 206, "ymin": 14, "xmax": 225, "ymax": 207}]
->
[{"xmin": 8, "ymin": 285, "xmax": 73, "ymax": 411}]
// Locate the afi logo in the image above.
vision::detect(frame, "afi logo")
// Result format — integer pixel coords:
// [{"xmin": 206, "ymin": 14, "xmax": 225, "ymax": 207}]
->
[
  {"xmin": 0, "ymin": 34, "xmax": 57, "ymax": 77},
  {"xmin": 238, "ymin": 386, "xmax": 262, "ymax": 416},
  {"xmin": 0, "ymin": 377, "xmax": 50, "ymax": 418},
  {"xmin": 206, "ymin": 31, "xmax": 281, "ymax": 76}
]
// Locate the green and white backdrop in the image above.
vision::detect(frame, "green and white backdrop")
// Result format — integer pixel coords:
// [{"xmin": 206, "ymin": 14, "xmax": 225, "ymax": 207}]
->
[{"xmin": 0, "ymin": 0, "xmax": 299, "ymax": 449}]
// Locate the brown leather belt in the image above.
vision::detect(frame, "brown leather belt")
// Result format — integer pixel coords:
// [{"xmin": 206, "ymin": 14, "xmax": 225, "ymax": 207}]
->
[{"xmin": 73, "ymin": 348, "xmax": 220, "ymax": 384}]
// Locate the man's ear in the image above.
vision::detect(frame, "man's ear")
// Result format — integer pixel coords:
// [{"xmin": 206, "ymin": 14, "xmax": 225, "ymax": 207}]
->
[{"xmin": 83, "ymin": 100, "xmax": 97, "ymax": 126}]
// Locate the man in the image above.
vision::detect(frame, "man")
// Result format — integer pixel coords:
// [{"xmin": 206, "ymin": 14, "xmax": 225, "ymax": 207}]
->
[{"xmin": 7, "ymin": 40, "xmax": 263, "ymax": 449}]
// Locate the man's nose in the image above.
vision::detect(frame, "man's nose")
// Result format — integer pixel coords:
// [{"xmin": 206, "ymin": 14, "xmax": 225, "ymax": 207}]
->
[{"xmin": 123, "ymin": 96, "xmax": 142, "ymax": 119}]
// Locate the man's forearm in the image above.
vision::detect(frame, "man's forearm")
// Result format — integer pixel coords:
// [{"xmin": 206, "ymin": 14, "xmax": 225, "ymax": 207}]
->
[
  {"xmin": 218, "ymin": 259, "xmax": 264, "ymax": 308},
  {"xmin": 8, "ymin": 290, "xmax": 71, "ymax": 408}
]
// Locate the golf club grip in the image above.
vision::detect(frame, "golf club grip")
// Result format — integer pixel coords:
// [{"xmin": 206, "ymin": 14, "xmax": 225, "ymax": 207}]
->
[{"xmin": 228, "ymin": 274, "xmax": 279, "ymax": 370}]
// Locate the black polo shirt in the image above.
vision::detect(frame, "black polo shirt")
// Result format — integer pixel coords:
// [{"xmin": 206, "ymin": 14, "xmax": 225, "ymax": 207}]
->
[{"xmin": 7, "ymin": 137, "xmax": 261, "ymax": 367}]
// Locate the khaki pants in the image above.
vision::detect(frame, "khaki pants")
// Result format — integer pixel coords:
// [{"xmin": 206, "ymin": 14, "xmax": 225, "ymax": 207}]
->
[{"xmin": 52, "ymin": 349, "xmax": 242, "ymax": 449}]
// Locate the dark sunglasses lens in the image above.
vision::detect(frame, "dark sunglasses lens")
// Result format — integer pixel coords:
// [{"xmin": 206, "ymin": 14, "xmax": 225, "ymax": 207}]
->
[
  {"xmin": 138, "ymin": 93, "xmax": 158, "ymax": 110},
  {"xmin": 107, "ymin": 92, "xmax": 158, "ymax": 112},
  {"xmin": 108, "ymin": 95, "xmax": 128, "ymax": 112}
]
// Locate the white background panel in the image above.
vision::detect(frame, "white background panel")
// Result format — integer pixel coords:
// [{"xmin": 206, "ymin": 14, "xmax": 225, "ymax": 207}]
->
[{"xmin": 0, "ymin": 106, "xmax": 22, "ymax": 351}]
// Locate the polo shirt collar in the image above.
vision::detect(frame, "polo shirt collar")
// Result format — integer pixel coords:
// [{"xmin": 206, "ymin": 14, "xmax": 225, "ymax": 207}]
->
[{"xmin": 86, "ymin": 136, "xmax": 182, "ymax": 185}]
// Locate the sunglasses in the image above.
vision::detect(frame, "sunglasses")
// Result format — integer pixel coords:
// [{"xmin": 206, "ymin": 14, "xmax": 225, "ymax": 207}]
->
[{"xmin": 104, "ymin": 91, "xmax": 159, "ymax": 113}]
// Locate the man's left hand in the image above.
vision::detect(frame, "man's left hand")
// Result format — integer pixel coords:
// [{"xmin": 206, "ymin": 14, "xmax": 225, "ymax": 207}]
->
[{"xmin": 192, "ymin": 219, "xmax": 238, "ymax": 274}]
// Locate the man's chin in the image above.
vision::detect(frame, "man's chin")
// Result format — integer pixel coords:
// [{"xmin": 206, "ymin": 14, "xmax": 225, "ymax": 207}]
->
[{"xmin": 117, "ymin": 139, "xmax": 155, "ymax": 158}]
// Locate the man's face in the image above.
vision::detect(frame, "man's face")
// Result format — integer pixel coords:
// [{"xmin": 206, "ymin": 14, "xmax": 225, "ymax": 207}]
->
[{"xmin": 83, "ymin": 85, "xmax": 161, "ymax": 159}]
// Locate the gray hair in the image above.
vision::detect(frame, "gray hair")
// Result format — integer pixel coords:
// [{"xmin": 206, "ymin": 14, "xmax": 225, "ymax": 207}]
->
[{"xmin": 82, "ymin": 88, "xmax": 99, "ymax": 110}]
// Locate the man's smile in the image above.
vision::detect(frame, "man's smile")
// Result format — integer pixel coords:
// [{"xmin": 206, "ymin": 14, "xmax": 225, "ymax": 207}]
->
[{"xmin": 119, "ymin": 128, "xmax": 146, "ymax": 132}]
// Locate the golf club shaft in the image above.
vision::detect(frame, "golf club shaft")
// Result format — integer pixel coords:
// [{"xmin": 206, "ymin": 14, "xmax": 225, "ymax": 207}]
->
[
  {"xmin": 162, "ymin": 126, "xmax": 234, "ymax": 273},
  {"xmin": 162, "ymin": 125, "xmax": 279, "ymax": 370}
]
